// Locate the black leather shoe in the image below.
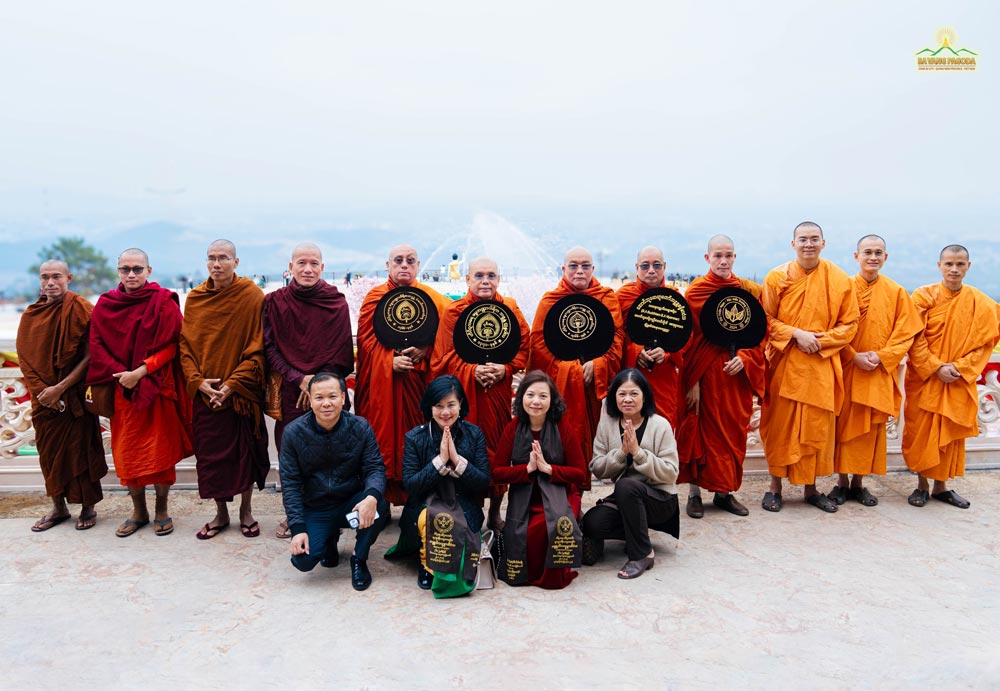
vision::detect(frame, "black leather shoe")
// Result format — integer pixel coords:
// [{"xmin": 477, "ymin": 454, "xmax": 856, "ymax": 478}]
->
[
  {"xmin": 582, "ymin": 536, "xmax": 604, "ymax": 566},
  {"xmin": 320, "ymin": 546, "xmax": 340, "ymax": 568},
  {"xmin": 350, "ymin": 556, "xmax": 372, "ymax": 591},
  {"xmin": 417, "ymin": 567, "xmax": 433, "ymax": 590}
]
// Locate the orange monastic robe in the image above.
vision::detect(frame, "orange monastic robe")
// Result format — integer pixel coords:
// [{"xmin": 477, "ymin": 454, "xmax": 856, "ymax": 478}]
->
[
  {"xmin": 429, "ymin": 290, "xmax": 530, "ymax": 467},
  {"xmin": 835, "ymin": 274, "xmax": 922, "ymax": 476},
  {"xmin": 355, "ymin": 279, "xmax": 451, "ymax": 504},
  {"xmin": 760, "ymin": 259, "xmax": 859, "ymax": 485},
  {"xmin": 902, "ymin": 283, "xmax": 1000, "ymax": 481},
  {"xmin": 527, "ymin": 277, "xmax": 624, "ymax": 487},
  {"xmin": 676, "ymin": 272, "xmax": 766, "ymax": 493},
  {"xmin": 616, "ymin": 280, "xmax": 683, "ymax": 427}
]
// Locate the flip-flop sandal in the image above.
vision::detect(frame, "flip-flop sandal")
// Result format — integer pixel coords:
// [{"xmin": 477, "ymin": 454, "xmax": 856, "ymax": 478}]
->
[
  {"xmin": 806, "ymin": 493, "xmax": 838, "ymax": 513},
  {"xmin": 274, "ymin": 521, "xmax": 292, "ymax": 539},
  {"xmin": 932, "ymin": 490, "xmax": 971, "ymax": 509},
  {"xmin": 240, "ymin": 521, "xmax": 260, "ymax": 538},
  {"xmin": 31, "ymin": 513, "xmax": 71, "ymax": 532},
  {"xmin": 761, "ymin": 492, "xmax": 782, "ymax": 512},
  {"xmin": 907, "ymin": 489, "xmax": 929, "ymax": 507},
  {"xmin": 153, "ymin": 517, "xmax": 174, "ymax": 536},
  {"xmin": 196, "ymin": 522, "xmax": 229, "ymax": 540},
  {"xmin": 827, "ymin": 486, "xmax": 849, "ymax": 505},
  {"xmin": 115, "ymin": 518, "xmax": 150, "ymax": 538},
  {"xmin": 75, "ymin": 513, "xmax": 98, "ymax": 531},
  {"xmin": 851, "ymin": 487, "xmax": 879, "ymax": 507}
]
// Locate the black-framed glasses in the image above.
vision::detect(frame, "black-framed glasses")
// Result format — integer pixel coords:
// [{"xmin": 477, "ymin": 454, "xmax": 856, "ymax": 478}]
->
[{"xmin": 118, "ymin": 266, "xmax": 147, "ymax": 275}]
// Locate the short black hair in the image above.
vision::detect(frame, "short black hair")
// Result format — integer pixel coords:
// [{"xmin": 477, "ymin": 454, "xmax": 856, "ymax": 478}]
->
[
  {"xmin": 420, "ymin": 375, "xmax": 469, "ymax": 421},
  {"xmin": 513, "ymin": 370, "xmax": 566, "ymax": 423},
  {"xmin": 605, "ymin": 368, "xmax": 657, "ymax": 419},
  {"xmin": 793, "ymin": 221, "xmax": 823, "ymax": 239},
  {"xmin": 307, "ymin": 371, "xmax": 351, "ymax": 411}
]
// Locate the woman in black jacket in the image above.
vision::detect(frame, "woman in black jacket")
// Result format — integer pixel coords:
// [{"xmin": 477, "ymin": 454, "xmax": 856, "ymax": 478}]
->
[{"xmin": 402, "ymin": 375, "xmax": 491, "ymax": 596}]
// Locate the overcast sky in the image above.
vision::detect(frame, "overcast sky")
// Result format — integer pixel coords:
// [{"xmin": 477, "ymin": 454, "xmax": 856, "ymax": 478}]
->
[{"xmin": 1, "ymin": 2, "xmax": 997, "ymax": 281}]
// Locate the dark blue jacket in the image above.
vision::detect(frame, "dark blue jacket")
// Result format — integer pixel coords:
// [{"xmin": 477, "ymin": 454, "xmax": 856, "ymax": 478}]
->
[
  {"xmin": 402, "ymin": 419, "xmax": 491, "ymax": 532},
  {"xmin": 280, "ymin": 410, "xmax": 386, "ymax": 536}
]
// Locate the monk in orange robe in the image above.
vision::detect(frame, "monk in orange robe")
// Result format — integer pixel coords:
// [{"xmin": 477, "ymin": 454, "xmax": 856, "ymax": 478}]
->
[
  {"xmin": 429, "ymin": 257, "xmax": 530, "ymax": 529},
  {"xmin": 831, "ymin": 235, "xmax": 922, "ymax": 506},
  {"xmin": 615, "ymin": 246, "xmax": 682, "ymax": 428},
  {"xmin": 759, "ymin": 222, "xmax": 859, "ymax": 513},
  {"xmin": 676, "ymin": 235, "xmax": 765, "ymax": 519},
  {"xmin": 355, "ymin": 244, "xmax": 449, "ymax": 555},
  {"xmin": 88, "ymin": 248, "xmax": 193, "ymax": 537},
  {"xmin": 527, "ymin": 246, "xmax": 624, "ymax": 482},
  {"xmin": 17, "ymin": 260, "xmax": 107, "ymax": 532},
  {"xmin": 180, "ymin": 240, "xmax": 271, "ymax": 540},
  {"xmin": 902, "ymin": 244, "xmax": 1000, "ymax": 509}
]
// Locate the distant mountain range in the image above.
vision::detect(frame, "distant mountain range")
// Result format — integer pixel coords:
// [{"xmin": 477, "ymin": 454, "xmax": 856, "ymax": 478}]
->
[{"xmin": 5, "ymin": 212, "xmax": 1000, "ymax": 300}]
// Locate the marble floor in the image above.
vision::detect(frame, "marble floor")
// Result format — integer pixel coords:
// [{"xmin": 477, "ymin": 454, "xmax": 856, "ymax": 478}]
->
[{"xmin": 1, "ymin": 471, "xmax": 998, "ymax": 690}]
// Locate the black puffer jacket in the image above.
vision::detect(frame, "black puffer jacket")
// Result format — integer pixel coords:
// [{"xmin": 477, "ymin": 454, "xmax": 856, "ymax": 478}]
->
[
  {"xmin": 402, "ymin": 420, "xmax": 491, "ymax": 532},
  {"xmin": 280, "ymin": 411, "xmax": 386, "ymax": 536}
]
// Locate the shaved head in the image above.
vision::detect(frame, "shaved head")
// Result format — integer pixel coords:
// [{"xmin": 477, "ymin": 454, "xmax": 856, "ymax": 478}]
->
[
  {"xmin": 635, "ymin": 246, "xmax": 663, "ymax": 263},
  {"xmin": 940, "ymin": 244, "xmax": 969, "ymax": 260},
  {"xmin": 388, "ymin": 244, "xmax": 417, "ymax": 260},
  {"xmin": 209, "ymin": 239, "xmax": 237, "ymax": 257},
  {"xmin": 563, "ymin": 246, "xmax": 593, "ymax": 265},
  {"xmin": 468, "ymin": 257, "xmax": 498, "ymax": 274},
  {"xmin": 857, "ymin": 234, "xmax": 885, "ymax": 250},
  {"xmin": 40, "ymin": 259, "xmax": 70, "ymax": 274},
  {"xmin": 707, "ymin": 234, "xmax": 735, "ymax": 252},
  {"xmin": 118, "ymin": 248, "xmax": 149, "ymax": 265},
  {"xmin": 793, "ymin": 221, "xmax": 823, "ymax": 239},
  {"xmin": 292, "ymin": 242, "xmax": 323, "ymax": 261},
  {"xmin": 387, "ymin": 244, "xmax": 419, "ymax": 286}
]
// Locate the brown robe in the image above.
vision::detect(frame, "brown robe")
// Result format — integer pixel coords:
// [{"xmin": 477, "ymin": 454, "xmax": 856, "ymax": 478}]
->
[
  {"xmin": 17, "ymin": 291, "xmax": 107, "ymax": 503},
  {"xmin": 179, "ymin": 275, "xmax": 270, "ymax": 500}
]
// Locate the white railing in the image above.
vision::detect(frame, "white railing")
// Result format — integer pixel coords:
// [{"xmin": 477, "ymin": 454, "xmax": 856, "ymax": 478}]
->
[{"xmin": 4, "ymin": 358, "xmax": 1000, "ymax": 490}]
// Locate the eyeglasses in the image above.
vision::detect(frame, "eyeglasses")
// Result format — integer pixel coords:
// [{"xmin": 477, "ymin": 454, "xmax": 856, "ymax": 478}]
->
[
  {"xmin": 567, "ymin": 263, "xmax": 593, "ymax": 272},
  {"xmin": 118, "ymin": 266, "xmax": 147, "ymax": 275},
  {"xmin": 391, "ymin": 257, "xmax": 418, "ymax": 265},
  {"xmin": 638, "ymin": 262, "xmax": 664, "ymax": 271},
  {"xmin": 206, "ymin": 255, "xmax": 234, "ymax": 263}
]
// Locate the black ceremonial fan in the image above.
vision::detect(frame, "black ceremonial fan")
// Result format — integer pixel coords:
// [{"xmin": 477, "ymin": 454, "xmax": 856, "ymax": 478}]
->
[
  {"xmin": 372, "ymin": 286, "xmax": 440, "ymax": 350},
  {"xmin": 625, "ymin": 287, "xmax": 693, "ymax": 353},
  {"xmin": 542, "ymin": 293, "xmax": 616, "ymax": 363},
  {"xmin": 699, "ymin": 286, "xmax": 767, "ymax": 357},
  {"xmin": 453, "ymin": 300, "xmax": 522, "ymax": 365}
]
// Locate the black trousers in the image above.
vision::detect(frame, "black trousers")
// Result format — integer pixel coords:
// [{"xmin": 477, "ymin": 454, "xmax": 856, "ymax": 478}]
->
[{"xmin": 581, "ymin": 476, "xmax": 678, "ymax": 561}]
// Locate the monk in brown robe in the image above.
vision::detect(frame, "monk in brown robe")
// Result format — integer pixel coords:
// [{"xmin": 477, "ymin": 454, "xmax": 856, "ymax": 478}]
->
[
  {"xmin": 429, "ymin": 257, "xmax": 530, "ymax": 530},
  {"xmin": 616, "ymin": 246, "xmax": 682, "ymax": 428},
  {"xmin": 18, "ymin": 260, "xmax": 107, "ymax": 531},
  {"xmin": 677, "ymin": 235, "xmax": 765, "ymax": 519},
  {"xmin": 903, "ymin": 245, "xmax": 1000, "ymax": 509},
  {"xmin": 355, "ymin": 244, "xmax": 449, "ymax": 555},
  {"xmin": 830, "ymin": 235, "xmax": 922, "ymax": 506},
  {"xmin": 180, "ymin": 240, "xmax": 270, "ymax": 539},
  {"xmin": 527, "ymin": 246, "xmax": 624, "ymax": 480},
  {"xmin": 760, "ymin": 222, "xmax": 859, "ymax": 513},
  {"xmin": 88, "ymin": 248, "xmax": 193, "ymax": 537},
  {"xmin": 264, "ymin": 242, "xmax": 353, "ymax": 539}
]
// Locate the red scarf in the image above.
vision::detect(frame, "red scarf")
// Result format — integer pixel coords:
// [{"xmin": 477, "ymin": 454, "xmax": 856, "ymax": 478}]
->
[{"xmin": 87, "ymin": 281, "xmax": 182, "ymax": 409}]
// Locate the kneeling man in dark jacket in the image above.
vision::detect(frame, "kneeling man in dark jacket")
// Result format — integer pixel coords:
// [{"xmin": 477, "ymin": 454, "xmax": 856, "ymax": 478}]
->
[{"xmin": 280, "ymin": 372, "xmax": 389, "ymax": 590}]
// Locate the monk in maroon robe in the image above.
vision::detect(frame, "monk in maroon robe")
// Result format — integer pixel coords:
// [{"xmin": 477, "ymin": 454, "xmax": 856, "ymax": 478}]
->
[
  {"xmin": 264, "ymin": 242, "xmax": 353, "ymax": 538},
  {"xmin": 18, "ymin": 260, "xmax": 107, "ymax": 531},
  {"xmin": 88, "ymin": 248, "xmax": 193, "ymax": 537}
]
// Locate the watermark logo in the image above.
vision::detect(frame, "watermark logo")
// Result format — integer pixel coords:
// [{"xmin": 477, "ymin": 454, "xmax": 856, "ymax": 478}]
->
[{"xmin": 916, "ymin": 27, "xmax": 977, "ymax": 71}]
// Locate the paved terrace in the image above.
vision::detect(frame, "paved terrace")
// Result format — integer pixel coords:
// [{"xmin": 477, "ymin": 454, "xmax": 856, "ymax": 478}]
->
[{"xmin": 2, "ymin": 472, "xmax": 998, "ymax": 689}]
